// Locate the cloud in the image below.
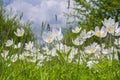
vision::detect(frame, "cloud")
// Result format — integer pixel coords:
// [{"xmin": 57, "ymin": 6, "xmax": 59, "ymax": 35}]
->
[
  {"xmin": 6, "ymin": 0, "xmax": 69, "ymax": 25},
  {"xmin": 5, "ymin": 0, "xmax": 74, "ymax": 38}
]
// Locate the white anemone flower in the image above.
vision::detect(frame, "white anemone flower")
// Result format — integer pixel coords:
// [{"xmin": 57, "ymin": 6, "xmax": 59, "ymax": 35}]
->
[
  {"xmin": 11, "ymin": 54, "xmax": 18, "ymax": 62},
  {"xmin": 19, "ymin": 51, "xmax": 33, "ymax": 60},
  {"xmin": 42, "ymin": 31, "xmax": 54, "ymax": 43},
  {"xmin": 14, "ymin": 42, "xmax": 21, "ymax": 49},
  {"xmin": 25, "ymin": 41, "xmax": 34, "ymax": 50},
  {"xmin": 72, "ymin": 26, "xmax": 81, "ymax": 33},
  {"xmin": 27, "ymin": 53, "xmax": 37, "ymax": 63},
  {"xmin": 101, "ymin": 44, "xmax": 112, "ymax": 55},
  {"xmin": 93, "ymin": 26, "xmax": 107, "ymax": 38},
  {"xmin": 19, "ymin": 54, "xmax": 25, "ymax": 60},
  {"xmin": 52, "ymin": 27, "xmax": 63, "ymax": 41},
  {"xmin": 72, "ymin": 30, "xmax": 93, "ymax": 46},
  {"xmin": 87, "ymin": 60, "xmax": 99, "ymax": 68},
  {"xmin": 47, "ymin": 48, "xmax": 57, "ymax": 56},
  {"xmin": 82, "ymin": 30, "xmax": 94, "ymax": 39},
  {"xmin": 31, "ymin": 47, "xmax": 40, "ymax": 53},
  {"xmin": 114, "ymin": 38, "xmax": 120, "ymax": 47},
  {"xmin": 57, "ymin": 34, "xmax": 63, "ymax": 41},
  {"xmin": 72, "ymin": 37, "xmax": 86, "ymax": 46},
  {"xmin": 23, "ymin": 51, "xmax": 32, "ymax": 57},
  {"xmin": 114, "ymin": 27, "xmax": 120, "ymax": 36},
  {"xmin": 14, "ymin": 28, "xmax": 24, "ymax": 37},
  {"xmin": 102, "ymin": 18, "xmax": 119, "ymax": 34},
  {"xmin": 85, "ymin": 42, "xmax": 101, "ymax": 54},
  {"xmin": 55, "ymin": 43, "xmax": 71, "ymax": 53},
  {"xmin": 42, "ymin": 46, "xmax": 49, "ymax": 52},
  {"xmin": 1, "ymin": 50, "xmax": 9, "ymax": 60},
  {"xmin": 5, "ymin": 39, "xmax": 13, "ymax": 47},
  {"xmin": 68, "ymin": 47, "xmax": 78, "ymax": 63},
  {"xmin": 37, "ymin": 52, "xmax": 44, "ymax": 60}
]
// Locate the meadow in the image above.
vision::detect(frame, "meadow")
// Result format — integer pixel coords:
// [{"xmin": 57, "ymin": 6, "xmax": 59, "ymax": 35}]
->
[{"xmin": 0, "ymin": 1, "xmax": 120, "ymax": 80}]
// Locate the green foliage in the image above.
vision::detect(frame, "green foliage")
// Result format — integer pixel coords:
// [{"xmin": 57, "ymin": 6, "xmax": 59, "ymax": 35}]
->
[
  {"xmin": 74, "ymin": 0, "xmax": 120, "ymax": 28},
  {"xmin": 0, "ymin": 59, "xmax": 120, "ymax": 80}
]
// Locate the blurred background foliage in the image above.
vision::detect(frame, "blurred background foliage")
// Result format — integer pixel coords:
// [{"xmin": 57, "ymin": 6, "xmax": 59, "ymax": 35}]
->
[
  {"xmin": 63, "ymin": 0, "xmax": 120, "ymax": 46},
  {"xmin": 73, "ymin": 0, "xmax": 120, "ymax": 27}
]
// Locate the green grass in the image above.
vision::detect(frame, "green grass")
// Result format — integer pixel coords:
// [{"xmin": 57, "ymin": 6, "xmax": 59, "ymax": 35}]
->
[{"xmin": 0, "ymin": 57, "xmax": 120, "ymax": 80}]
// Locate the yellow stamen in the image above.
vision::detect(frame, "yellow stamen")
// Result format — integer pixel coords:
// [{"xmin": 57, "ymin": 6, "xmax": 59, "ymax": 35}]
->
[
  {"xmin": 108, "ymin": 27, "xmax": 114, "ymax": 33},
  {"xmin": 47, "ymin": 38, "xmax": 52, "ymax": 43},
  {"xmin": 74, "ymin": 29, "xmax": 79, "ymax": 33},
  {"xmin": 96, "ymin": 31, "xmax": 101, "ymax": 36},
  {"xmin": 90, "ymin": 49, "xmax": 94, "ymax": 53},
  {"xmin": 20, "ymin": 32, "xmax": 23, "ymax": 36}
]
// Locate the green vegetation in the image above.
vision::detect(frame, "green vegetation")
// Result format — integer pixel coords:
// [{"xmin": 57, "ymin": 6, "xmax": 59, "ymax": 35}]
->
[{"xmin": 0, "ymin": 0, "xmax": 120, "ymax": 80}]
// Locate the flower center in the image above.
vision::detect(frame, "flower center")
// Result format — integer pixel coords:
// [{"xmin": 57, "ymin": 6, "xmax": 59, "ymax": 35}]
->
[
  {"xmin": 75, "ymin": 29, "xmax": 79, "ymax": 33},
  {"xmin": 108, "ymin": 27, "xmax": 114, "ymax": 33},
  {"xmin": 90, "ymin": 49, "xmax": 94, "ymax": 53},
  {"xmin": 47, "ymin": 38, "xmax": 52, "ymax": 43},
  {"xmin": 96, "ymin": 31, "xmax": 101, "ymax": 36},
  {"xmin": 20, "ymin": 32, "xmax": 23, "ymax": 36}
]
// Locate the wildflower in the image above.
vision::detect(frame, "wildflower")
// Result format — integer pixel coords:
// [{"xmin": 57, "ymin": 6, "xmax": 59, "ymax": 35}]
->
[
  {"xmin": 27, "ymin": 54, "xmax": 37, "ymax": 63},
  {"xmin": 52, "ymin": 27, "xmax": 63, "ymax": 41},
  {"xmin": 114, "ymin": 38, "xmax": 120, "ymax": 47},
  {"xmin": 48, "ymin": 48, "xmax": 56, "ymax": 56},
  {"xmin": 72, "ymin": 26, "xmax": 81, "ymax": 33},
  {"xmin": 102, "ymin": 18, "xmax": 119, "ymax": 34},
  {"xmin": 93, "ymin": 26, "xmax": 107, "ymax": 38},
  {"xmin": 81, "ymin": 30, "xmax": 93, "ymax": 39},
  {"xmin": 23, "ymin": 51, "xmax": 32, "ymax": 57},
  {"xmin": 85, "ymin": 42, "xmax": 101, "ymax": 54},
  {"xmin": 5, "ymin": 39, "xmax": 13, "ymax": 47},
  {"xmin": 102, "ymin": 48, "xmax": 112, "ymax": 55},
  {"xmin": 42, "ymin": 46, "xmax": 49, "ymax": 52},
  {"xmin": 11, "ymin": 54, "xmax": 18, "ymax": 62},
  {"xmin": 31, "ymin": 47, "xmax": 40, "ymax": 53},
  {"xmin": 19, "ymin": 54, "xmax": 25, "ymax": 60},
  {"xmin": 86, "ymin": 30, "xmax": 94, "ymax": 38},
  {"xmin": 14, "ymin": 28, "xmax": 24, "ymax": 37},
  {"xmin": 114, "ymin": 27, "xmax": 120, "ymax": 36},
  {"xmin": 1, "ymin": 50, "xmax": 9, "ymax": 60},
  {"xmin": 55, "ymin": 43, "xmax": 71, "ymax": 53},
  {"xmin": 68, "ymin": 47, "xmax": 78, "ymax": 63},
  {"xmin": 25, "ymin": 41, "xmax": 34, "ymax": 50},
  {"xmin": 37, "ymin": 52, "xmax": 44, "ymax": 60},
  {"xmin": 14, "ymin": 42, "xmax": 21, "ymax": 49},
  {"xmin": 72, "ymin": 37, "xmax": 86, "ymax": 46},
  {"xmin": 72, "ymin": 30, "xmax": 92, "ymax": 46},
  {"xmin": 42, "ymin": 31, "xmax": 54, "ymax": 43},
  {"xmin": 57, "ymin": 33, "xmax": 63, "ymax": 41},
  {"xmin": 19, "ymin": 51, "xmax": 31, "ymax": 60},
  {"xmin": 87, "ymin": 60, "xmax": 98, "ymax": 68},
  {"xmin": 107, "ymin": 49, "xmax": 118, "ymax": 60}
]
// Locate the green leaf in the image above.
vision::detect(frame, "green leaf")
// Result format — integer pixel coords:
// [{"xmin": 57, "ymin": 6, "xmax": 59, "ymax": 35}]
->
[{"xmin": 56, "ymin": 50, "xmax": 65, "ymax": 64}]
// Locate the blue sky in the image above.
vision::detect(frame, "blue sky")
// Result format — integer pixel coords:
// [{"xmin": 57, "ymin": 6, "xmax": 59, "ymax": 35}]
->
[{"xmin": 4, "ymin": 0, "xmax": 74, "ymax": 38}]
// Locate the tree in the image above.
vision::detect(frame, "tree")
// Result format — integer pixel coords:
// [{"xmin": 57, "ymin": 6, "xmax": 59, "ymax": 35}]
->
[{"xmin": 69, "ymin": 0, "xmax": 120, "ymax": 30}]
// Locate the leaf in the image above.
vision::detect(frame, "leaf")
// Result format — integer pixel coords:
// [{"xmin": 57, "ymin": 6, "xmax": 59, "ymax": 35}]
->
[
  {"xmin": 67, "ymin": 49, "xmax": 72, "ymax": 58},
  {"xmin": 56, "ymin": 50, "xmax": 65, "ymax": 64},
  {"xmin": 40, "ymin": 22, "xmax": 46, "ymax": 37}
]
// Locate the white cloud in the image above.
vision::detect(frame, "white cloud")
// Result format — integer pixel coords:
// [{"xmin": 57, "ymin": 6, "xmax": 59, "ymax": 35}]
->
[
  {"xmin": 5, "ymin": 0, "xmax": 74, "ymax": 38},
  {"xmin": 6, "ymin": 0, "xmax": 70, "ymax": 26}
]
